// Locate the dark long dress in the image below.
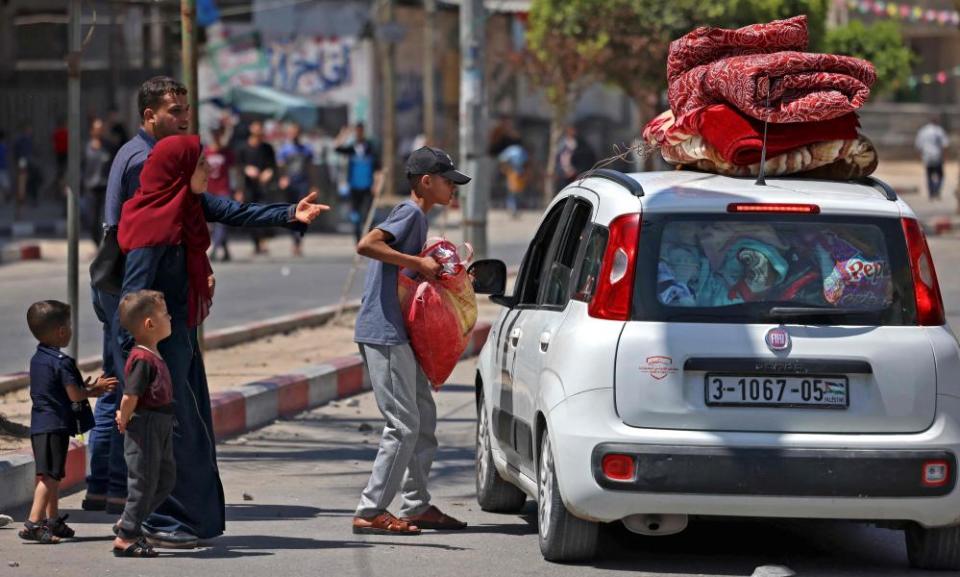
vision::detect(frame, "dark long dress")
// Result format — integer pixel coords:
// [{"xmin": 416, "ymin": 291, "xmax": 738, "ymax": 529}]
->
[{"xmin": 117, "ymin": 193, "xmax": 304, "ymax": 539}]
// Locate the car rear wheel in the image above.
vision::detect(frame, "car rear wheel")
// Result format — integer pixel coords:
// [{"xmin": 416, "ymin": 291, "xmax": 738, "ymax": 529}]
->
[
  {"xmin": 905, "ymin": 523, "xmax": 960, "ymax": 570},
  {"xmin": 538, "ymin": 432, "xmax": 598, "ymax": 562},
  {"xmin": 475, "ymin": 389, "xmax": 526, "ymax": 512}
]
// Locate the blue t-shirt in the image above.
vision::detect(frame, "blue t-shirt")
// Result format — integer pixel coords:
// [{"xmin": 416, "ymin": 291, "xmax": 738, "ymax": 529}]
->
[
  {"xmin": 278, "ymin": 141, "xmax": 313, "ymax": 186},
  {"xmin": 104, "ymin": 128, "xmax": 156, "ymax": 227},
  {"xmin": 29, "ymin": 344, "xmax": 82, "ymax": 434},
  {"xmin": 354, "ymin": 200, "xmax": 428, "ymax": 346}
]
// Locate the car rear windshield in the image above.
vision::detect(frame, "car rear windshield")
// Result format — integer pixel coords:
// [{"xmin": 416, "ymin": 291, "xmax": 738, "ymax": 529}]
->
[{"xmin": 632, "ymin": 213, "xmax": 917, "ymax": 325}]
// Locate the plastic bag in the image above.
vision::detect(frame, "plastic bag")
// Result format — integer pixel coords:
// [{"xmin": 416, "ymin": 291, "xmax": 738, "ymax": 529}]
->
[{"xmin": 399, "ymin": 238, "xmax": 478, "ymax": 388}]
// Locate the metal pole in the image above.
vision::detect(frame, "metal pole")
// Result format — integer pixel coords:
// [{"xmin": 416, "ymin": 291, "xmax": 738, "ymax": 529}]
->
[
  {"xmin": 181, "ymin": 0, "xmax": 203, "ymax": 350},
  {"xmin": 181, "ymin": 0, "xmax": 199, "ymax": 134},
  {"xmin": 459, "ymin": 0, "xmax": 488, "ymax": 258},
  {"xmin": 423, "ymin": 0, "xmax": 437, "ymax": 145},
  {"xmin": 67, "ymin": 0, "xmax": 82, "ymax": 359},
  {"xmin": 380, "ymin": 0, "xmax": 396, "ymax": 198}
]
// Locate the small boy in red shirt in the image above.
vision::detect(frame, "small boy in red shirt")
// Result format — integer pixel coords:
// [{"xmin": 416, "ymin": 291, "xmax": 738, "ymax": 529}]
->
[{"xmin": 112, "ymin": 290, "xmax": 175, "ymax": 558}]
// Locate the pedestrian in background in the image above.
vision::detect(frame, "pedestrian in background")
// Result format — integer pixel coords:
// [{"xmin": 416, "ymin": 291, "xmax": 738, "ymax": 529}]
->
[
  {"xmin": 915, "ymin": 116, "xmax": 950, "ymax": 200},
  {"xmin": 85, "ymin": 76, "xmax": 191, "ymax": 518},
  {"xmin": 13, "ymin": 123, "xmax": 38, "ymax": 216},
  {"xmin": 0, "ymin": 129, "xmax": 10, "ymax": 205},
  {"xmin": 52, "ymin": 119, "xmax": 69, "ymax": 201},
  {"xmin": 236, "ymin": 120, "xmax": 277, "ymax": 254},
  {"xmin": 498, "ymin": 141, "xmax": 529, "ymax": 219},
  {"xmin": 278, "ymin": 122, "xmax": 314, "ymax": 257},
  {"xmin": 83, "ymin": 118, "xmax": 112, "ymax": 246},
  {"xmin": 204, "ymin": 126, "xmax": 235, "ymax": 262},
  {"xmin": 352, "ymin": 147, "xmax": 470, "ymax": 536},
  {"xmin": 116, "ymin": 134, "xmax": 328, "ymax": 548},
  {"xmin": 556, "ymin": 125, "xmax": 597, "ymax": 191},
  {"xmin": 335, "ymin": 123, "xmax": 381, "ymax": 242},
  {"xmin": 19, "ymin": 300, "xmax": 116, "ymax": 545}
]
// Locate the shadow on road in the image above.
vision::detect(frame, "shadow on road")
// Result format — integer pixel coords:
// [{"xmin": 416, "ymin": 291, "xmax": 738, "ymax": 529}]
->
[{"xmin": 176, "ymin": 534, "xmax": 472, "ymax": 559}]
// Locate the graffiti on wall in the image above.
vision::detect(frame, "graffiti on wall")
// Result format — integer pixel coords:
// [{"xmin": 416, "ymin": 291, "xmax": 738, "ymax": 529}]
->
[{"xmin": 264, "ymin": 37, "xmax": 355, "ymax": 95}]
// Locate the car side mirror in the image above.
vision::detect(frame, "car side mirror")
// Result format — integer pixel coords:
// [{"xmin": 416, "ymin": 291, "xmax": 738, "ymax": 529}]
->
[{"xmin": 468, "ymin": 259, "xmax": 507, "ymax": 295}]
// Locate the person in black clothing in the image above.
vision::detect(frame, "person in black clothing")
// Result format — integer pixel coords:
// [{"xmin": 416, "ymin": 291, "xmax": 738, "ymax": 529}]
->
[
  {"xmin": 335, "ymin": 123, "xmax": 381, "ymax": 242},
  {"xmin": 235, "ymin": 120, "xmax": 277, "ymax": 254},
  {"xmin": 556, "ymin": 125, "xmax": 597, "ymax": 191}
]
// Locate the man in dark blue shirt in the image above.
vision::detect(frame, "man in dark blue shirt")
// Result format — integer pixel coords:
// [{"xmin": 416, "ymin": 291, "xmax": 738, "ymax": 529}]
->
[{"xmin": 85, "ymin": 76, "xmax": 191, "ymax": 516}]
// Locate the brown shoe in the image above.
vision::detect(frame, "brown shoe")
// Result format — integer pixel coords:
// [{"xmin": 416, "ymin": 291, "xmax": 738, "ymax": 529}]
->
[
  {"xmin": 401, "ymin": 506, "xmax": 467, "ymax": 530},
  {"xmin": 352, "ymin": 512, "xmax": 421, "ymax": 536}
]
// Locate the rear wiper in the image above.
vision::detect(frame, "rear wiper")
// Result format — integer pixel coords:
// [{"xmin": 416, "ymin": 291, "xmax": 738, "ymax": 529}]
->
[{"xmin": 768, "ymin": 306, "xmax": 878, "ymax": 319}]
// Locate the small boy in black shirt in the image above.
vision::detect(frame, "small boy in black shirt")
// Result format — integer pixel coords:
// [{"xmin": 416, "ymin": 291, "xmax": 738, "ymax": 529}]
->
[
  {"xmin": 21, "ymin": 300, "xmax": 117, "ymax": 544},
  {"xmin": 113, "ymin": 290, "xmax": 175, "ymax": 558}
]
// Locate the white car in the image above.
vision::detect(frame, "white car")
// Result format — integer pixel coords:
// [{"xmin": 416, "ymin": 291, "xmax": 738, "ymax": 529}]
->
[{"xmin": 469, "ymin": 169, "xmax": 960, "ymax": 569}]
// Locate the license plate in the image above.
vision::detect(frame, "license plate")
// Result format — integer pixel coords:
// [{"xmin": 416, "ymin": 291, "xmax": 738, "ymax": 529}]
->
[{"xmin": 705, "ymin": 374, "xmax": 848, "ymax": 409}]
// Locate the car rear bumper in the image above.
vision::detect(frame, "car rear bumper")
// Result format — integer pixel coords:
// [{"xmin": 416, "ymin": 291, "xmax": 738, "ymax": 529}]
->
[{"xmin": 548, "ymin": 389, "xmax": 960, "ymax": 527}]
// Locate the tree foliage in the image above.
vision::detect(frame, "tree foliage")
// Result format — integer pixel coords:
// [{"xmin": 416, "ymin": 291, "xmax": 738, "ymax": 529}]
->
[{"xmin": 824, "ymin": 20, "xmax": 914, "ymax": 96}]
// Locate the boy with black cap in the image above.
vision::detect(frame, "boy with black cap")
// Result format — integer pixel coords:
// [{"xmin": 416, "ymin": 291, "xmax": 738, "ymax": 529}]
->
[{"xmin": 352, "ymin": 147, "xmax": 471, "ymax": 535}]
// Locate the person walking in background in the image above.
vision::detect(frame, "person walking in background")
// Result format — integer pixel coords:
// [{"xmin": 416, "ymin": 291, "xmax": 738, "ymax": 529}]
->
[
  {"xmin": 106, "ymin": 108, "xmax": 130, "ymax": 156},
  {"xmin": 14, "ymin": 123, "xmax": 38, "ymax": 214},
  {"xmin": 335, "ymin": 123, "xmax": 381, "ymax": 242},
  {"xmin": 0, "ymin": 130, "xmax": 10, "ymax": 206},
  {"xmin": 236, "ymin": 120, "xmax": 277, "ymax": 254},
  {"xmin": 556, "ymin": 125, "xmax": 597, "ymax": 191},
  {"xmin": 498, "ymin": 141, "xmax": 529, "ymax": 218},
  {"xmin": 915, "ymin": 116, "xmax": 950, "ymax": 200},
  {"xmin": 204, "ymin": 126, "xmax": 235, "ymax": 262},
  {"xmin": 83, "ymin": 118, "xmax": 112, "ymax": 246},
  {"xmin": 52, "ymin": 119, "xmax": 69, "ymax": 202},
  {"xmin": 278, "ymin": 123, "xmax": 314, "ymax": 257}
]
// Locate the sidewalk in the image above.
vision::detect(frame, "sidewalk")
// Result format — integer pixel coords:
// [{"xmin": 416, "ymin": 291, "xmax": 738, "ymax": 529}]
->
[{"xmin": 873, "ymin": 160, "xmax": 960, "ymax": 235}]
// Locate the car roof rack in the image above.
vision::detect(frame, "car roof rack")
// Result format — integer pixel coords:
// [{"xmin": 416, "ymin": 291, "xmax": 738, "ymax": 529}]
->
[
  {"xmin": 586, "ymin": 168, "xmax": 644, "ymax": 197},
  {"xmin": 859, "ymin": 176, "xmax": 898, "ymax": 202}
]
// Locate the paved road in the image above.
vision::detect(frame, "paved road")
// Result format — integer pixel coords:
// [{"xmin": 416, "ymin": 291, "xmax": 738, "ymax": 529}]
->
[
  {"xmin": 0, "ymin": 357, "xmax": 932, "ymax": 576},
  {"xmin": 0, "ymin": 230, "xmax": 529, "ymax": 375}
]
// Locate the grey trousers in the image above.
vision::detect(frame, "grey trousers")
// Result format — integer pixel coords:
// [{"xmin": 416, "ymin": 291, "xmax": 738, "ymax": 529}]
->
[
  {"xmin": 119, "ymin": 411, "xmax": 176, "ymax": 539},
  {"xmin": 356, "ymin": 343, "xmax": 438, "ymax": 518}
]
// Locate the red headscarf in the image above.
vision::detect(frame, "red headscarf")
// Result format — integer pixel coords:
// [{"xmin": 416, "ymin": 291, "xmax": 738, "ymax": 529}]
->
[{"xmin": 118, "ymin": 134, "xmax": 213, "ymax": 327}]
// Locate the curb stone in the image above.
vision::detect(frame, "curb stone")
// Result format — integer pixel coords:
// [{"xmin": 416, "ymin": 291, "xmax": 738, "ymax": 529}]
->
[
  {"xmin": 0, "ymin": 322, "xmax": 492, "ymax": 512},
  {"xmin": 0, "ymin": 243, "xmax": 41, "ymax": 265}
]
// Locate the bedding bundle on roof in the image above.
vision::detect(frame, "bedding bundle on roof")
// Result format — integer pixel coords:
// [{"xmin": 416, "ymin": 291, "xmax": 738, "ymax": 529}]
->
[{"xmin": 643, "ymin": 15, "xmax": 878, "ymax": 178}]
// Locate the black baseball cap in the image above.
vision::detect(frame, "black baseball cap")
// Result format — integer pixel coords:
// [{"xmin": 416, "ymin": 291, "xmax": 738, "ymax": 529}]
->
[{"xmin": 405, "ymin": 146, "xmax": 471, "ymax": 185}]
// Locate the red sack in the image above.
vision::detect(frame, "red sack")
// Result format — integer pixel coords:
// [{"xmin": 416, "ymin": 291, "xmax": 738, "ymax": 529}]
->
[{"xmin": 398, "ymin": 239, "xmax": 477, "ymax": 388}]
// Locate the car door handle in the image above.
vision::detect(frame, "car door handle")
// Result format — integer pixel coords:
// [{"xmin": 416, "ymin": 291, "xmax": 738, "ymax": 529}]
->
[
  {"xmin": 539, "ymin": 332, "xmax": 551, "ymax": 353},
  {"xmin": 509, "ymin": 327, "xmax": 522, "ymax": 348}
]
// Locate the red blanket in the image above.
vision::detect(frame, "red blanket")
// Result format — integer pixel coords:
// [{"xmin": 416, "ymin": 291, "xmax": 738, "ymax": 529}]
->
[
  {"xmin": 665, "ymin": 16, "xmax": 875, "ymax": 130},
  {"xmin": 667, "ymin": 15, "xmax": 808, "ymax": 82},
  {"xmin": 697, "ymin": 104, "xmax": 860, "ymax": 166},
  {"xmin": 670, "ymin": 51, "xmax": 875, "ymax": 129}
]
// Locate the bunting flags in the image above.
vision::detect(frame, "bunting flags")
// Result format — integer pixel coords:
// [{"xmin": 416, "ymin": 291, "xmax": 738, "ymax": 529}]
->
[{"xmin": 846, "ymin": 0, "xmax": 960, "ymax": 26}]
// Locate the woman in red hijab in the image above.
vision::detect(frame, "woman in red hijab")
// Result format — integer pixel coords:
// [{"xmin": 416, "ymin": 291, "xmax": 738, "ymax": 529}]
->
[{"xmin": 116, "ymin": 134, "xmax": 326, "ymax": 546}]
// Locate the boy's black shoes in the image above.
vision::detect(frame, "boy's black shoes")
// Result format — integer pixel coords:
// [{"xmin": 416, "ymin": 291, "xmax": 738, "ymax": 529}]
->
[
  {"xmin": 142, "ymin": 528, "xmax": 199, "ymax": 549},
  {"xmin": 48, "ymin": 514, "xmax": 75, "ymax": 539},
  {"xmin": 18, "ymin": 520, "xmax": 60, "ymax": 544}
]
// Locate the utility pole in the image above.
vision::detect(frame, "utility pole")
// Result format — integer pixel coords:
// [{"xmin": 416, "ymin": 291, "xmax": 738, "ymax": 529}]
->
[
  {"xmin": 423, "ymin": 0, "xmax": 437, "ymax": 145},
  {"xmin": 67, "ymin": 0, "xmax": 82, "ymax": 359},
  {"xmin": 181, "ymin": 0, "xmax": 199, "ymax": 134},
  {"xmin": 460, "ymin": 0, "xmax": 488, "ymax": 258},
  {"xmin": 379, "ymin": 0, "xmax": 397, "ymax": 198}
]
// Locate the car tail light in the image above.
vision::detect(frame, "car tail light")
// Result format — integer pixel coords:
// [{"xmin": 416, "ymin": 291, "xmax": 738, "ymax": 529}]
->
[
  {"xmin": 589, "ymin": 213, "xmax": 641, "ymax": 321},
  {"xmin": 922, "ymin": 460, "xmax": 949, "ymax": 487},
  {"xmin": 601, "ymin": 454, "xmax": 635, "ymax": 481},
  {"xmin": 727, "ymin": 203, "xmax": 820, "ymax": 214},
  {"xmin": 902, "ymin": 218, "xmax": 945, "ymax": 326}
]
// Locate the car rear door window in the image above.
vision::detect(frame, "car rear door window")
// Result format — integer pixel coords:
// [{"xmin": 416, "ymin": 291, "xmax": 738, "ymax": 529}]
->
[{"xmin": 633, "ymin": 214, "xmax": 916, "ymax": 325}]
